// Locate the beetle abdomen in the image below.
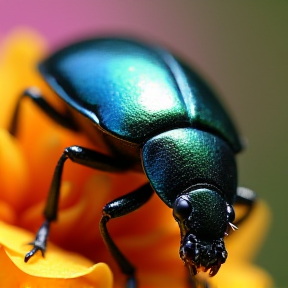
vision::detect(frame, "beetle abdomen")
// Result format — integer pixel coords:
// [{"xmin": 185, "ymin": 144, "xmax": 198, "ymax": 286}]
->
[{"xmin": 39, "ymin": 38, "xmax": 242, "ymax": 152}]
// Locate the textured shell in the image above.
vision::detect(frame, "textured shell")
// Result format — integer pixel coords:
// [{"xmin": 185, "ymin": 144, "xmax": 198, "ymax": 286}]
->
[{"xmin": 39, "ymin": 37, "xmax": 242, "ymax": 153}]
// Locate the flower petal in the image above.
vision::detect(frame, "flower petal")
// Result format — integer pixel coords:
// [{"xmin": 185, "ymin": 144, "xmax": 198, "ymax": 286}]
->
[
  {"xmin": 0, "ymin": 221, "xmax": 113, "ymax": 288},
  {"xmin": 0, "ymin": 129, "xmax": 29, "ymax": 213},
  {"xmin": 209, "ymin": 200, "xmax": 273, "ymax": 288},
  {"xmin": 0, "ymin": 29, "xmax": 47, "ymax": 128},
  {"xmin": 226, "ymin": 200, "xmax": 272, "ymax": 261}
]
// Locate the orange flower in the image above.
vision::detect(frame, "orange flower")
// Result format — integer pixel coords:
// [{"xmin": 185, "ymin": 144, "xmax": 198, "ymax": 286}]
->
[{"xmin": 0, "ymin": 29, "xmax": 273, "ymax": 288}]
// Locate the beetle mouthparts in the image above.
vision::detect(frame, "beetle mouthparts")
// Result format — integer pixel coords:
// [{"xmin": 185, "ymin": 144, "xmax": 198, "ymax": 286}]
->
[
  {"xmin": 179, "ymin": 234, "xmax": 227, "ymax": 277},
  {"xmin": 186, "ymin": 261, "xmax": 222, "ymax": 277}
]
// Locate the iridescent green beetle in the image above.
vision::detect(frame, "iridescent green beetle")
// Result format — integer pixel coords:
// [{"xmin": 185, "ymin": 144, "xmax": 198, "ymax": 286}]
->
[{"xmin": 9, "ymin": 37, "xmax": 256, "ymax": 288}]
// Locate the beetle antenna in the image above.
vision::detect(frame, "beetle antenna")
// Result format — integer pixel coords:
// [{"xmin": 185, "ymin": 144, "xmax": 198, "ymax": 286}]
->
[{"xmin": 229, "ymin": 222, "xmax": 238, "ymax": 231}]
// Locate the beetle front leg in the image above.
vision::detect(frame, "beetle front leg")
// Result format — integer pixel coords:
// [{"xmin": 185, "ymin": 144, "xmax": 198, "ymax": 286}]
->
[
  {"xmin": 25, "ymin": 145, "xmax": 127, "ymax": 262},
  {"xmin": 234, "ymin": 187, "xmax": 256, "ymax": 226},
  {"xmin": 24, "ymin": 152, "xmax": 68, "ymax": 262},
  {"xmin": 24, "ymin": 220, "xmax": 50, "ymax": 262},
  {"xmin": 100, "ymin": 184, "xmax": 154, "ymax": 288},
  {"xmin": 188, "ymin": 276, "xmax": 211, "ymax": 288}
]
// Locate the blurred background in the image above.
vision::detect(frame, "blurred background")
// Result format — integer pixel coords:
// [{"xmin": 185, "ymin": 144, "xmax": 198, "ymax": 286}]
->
[{"xmin": 0, "ymin": 1, "xmax": 287, "ymax": 286}]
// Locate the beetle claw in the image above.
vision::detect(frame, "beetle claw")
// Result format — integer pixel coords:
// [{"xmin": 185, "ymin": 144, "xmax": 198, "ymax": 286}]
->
[
  {"xmin": 24, "ymin": 245, "xmax": 45, "ymax": 262},
  {"xmin": 24, "ymin": 220, "xmax": 50, "ymax": 262},
  {"xmin": 208, "ymin": 263, "xmax": 221, "ymax": 277},
  {"xmin": 187, "ymin": 263, "xmax": 198, "ymax": 276}
]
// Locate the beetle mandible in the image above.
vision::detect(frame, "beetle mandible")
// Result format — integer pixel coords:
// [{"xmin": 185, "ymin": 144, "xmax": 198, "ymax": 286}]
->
[{"xmin": 9, "ymin": 37, "xmax": 256, "ymax": 288}]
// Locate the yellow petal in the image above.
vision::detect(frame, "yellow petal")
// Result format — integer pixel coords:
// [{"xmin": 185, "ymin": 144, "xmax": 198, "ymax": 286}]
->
[
  {"xmin": 209, "ymin": 260, "xmax": 273, "ymax": 288},
  {"xmin": 226, "ymin": 200, "xmax": 272, "ymax": 261},
  {"xmin": 0, "ymin": 221, "xmax": 113, "ymax": 288},
  {"xmin": 208, "ymin": 200, "xmax": 273, "ymax": 288}
]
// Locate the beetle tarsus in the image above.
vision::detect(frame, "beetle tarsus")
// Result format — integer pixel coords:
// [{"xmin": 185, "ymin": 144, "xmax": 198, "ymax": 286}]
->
[
  {"xmin": 24, "ymin": 220, "xmax": 50, "ymax": 262},
  {"xmin": 126, "ymin": 276, "xmax": 137, "ymax": 288},
  {"xmin": 24, "ymin": 246, "xmax": 45, "ymax": 262},
  {"xmin": 188, "ymin": 275, "xmax": 210, "ymax": 288}
]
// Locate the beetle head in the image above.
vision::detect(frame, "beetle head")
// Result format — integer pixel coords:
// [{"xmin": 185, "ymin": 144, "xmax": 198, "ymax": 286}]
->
[{"xmin": 172, "ymin": 188, "xmax": 235, "ymax": 277}]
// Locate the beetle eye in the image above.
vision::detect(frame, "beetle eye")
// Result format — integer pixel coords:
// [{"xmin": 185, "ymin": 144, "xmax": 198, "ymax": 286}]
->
[
  {"xmin": 173, "ymin": 197, "xmax": 192, "ymax": 221},
  {"xmin": 227, "ymin": 205, "xmax": 235, "ymax": 222}
]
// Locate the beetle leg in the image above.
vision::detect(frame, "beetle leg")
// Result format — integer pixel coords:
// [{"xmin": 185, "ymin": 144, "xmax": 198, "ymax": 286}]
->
[
  {"xmin": 188, "ymin": 275, "xmax": 210, "ymax": 288},
  {"xmin": 24, "ymin": 145, "xmax": 128, "ymax": 262},
  {"xmin": 24, "ymin": 220, "xmax": 50, "ymax": 262},
  {"xmin": 100, "ymin": 183, "xmax": 154, "ymax": 288},
  {"xmin": 9, "ymin": 87, "xmax": 78, "ymax": 136},
  {"xmin": 234, "ymin": 187, "xmax": 256, "ymax": 226}
]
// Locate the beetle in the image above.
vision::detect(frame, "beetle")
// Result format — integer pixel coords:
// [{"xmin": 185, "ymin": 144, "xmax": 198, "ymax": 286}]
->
[{"xmin": 9, "ymin": 37, "xmax": 256, "ymax": 288}]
